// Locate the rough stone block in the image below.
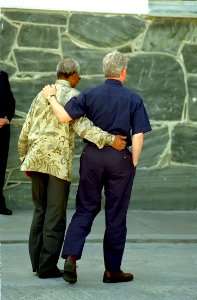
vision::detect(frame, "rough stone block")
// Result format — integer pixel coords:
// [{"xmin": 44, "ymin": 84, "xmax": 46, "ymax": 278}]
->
[
  {"xmin": 182, "ymin": 43, "xmax": 197, "ymax": 74},
  {"xmin": 142, "ymin": 18, "xmax": 197, "ymax": 54},
  {"xmin": 72, "ymin": 156, "xmax": 80, "ymax": 184},
  {"xmin": 73, "ymin": 136, "xmax": 86, "ymax": 156},
  {"xmin": 1, "ymin": 18, "xmax": 18, "ymax": 61},
  {"xmin": 4, "ymin": 10, "xmax": 68, "ymax": 25},
  {"xmin": 4, "ymin": 182, "xmax": 33, "ymax": 210},
  {"xmin": 69, "ymin": 13, "xmax": 146, "ymax": 48},
  {"xmin": 61, "ymin": 36, "xmax": 106, "ymax": 75},
  {"xmin": 14, "ymin": 49, "xmax": 61, "ymax": 72},
  {"xmin": 188, "ymin": 75, "xmax": 197, "ymax": 121},
  {"xmin": 67, "ymin": 183, "xmax": 78, "ymax": 208},
  {"xmin": 7, "ymin": 123, "xmax": 22, "ymax": 168},
  {"xmin": 11, "ymin": 75, "xmax": 56, "ymax": 113},
  {"xmin": 139, "ymin": 126, "xmax": 169, "ymax": 167},
  {"xmin": 171, "ymin": 125, "xmax": 197, "ymax": 165},
  {"xmin": 126, "ymin": 53, "xmax": 185, "ymax": 121},
  {"xmin": 18, "ymin": 25, "xmax": 59, "ymax": 48}
]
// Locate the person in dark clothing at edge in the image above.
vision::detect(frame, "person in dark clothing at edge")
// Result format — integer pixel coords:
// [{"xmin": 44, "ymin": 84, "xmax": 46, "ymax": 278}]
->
[
  {"xmin": 42, "ymin": 51, "xmax": 152, "ymax": 284},
  {"xmin": 0, "ymin": 70, "xmax": 15, "ymax": 215}
]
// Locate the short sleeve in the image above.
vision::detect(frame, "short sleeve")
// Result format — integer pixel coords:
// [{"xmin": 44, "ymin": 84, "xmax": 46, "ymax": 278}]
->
[
  {"xmin": 64, "ymin": 91, "xmax": 86, "ymax": 120},
  {"xmin": 131, "ymin": 98, "xmax": 152, "ymax": 135}
]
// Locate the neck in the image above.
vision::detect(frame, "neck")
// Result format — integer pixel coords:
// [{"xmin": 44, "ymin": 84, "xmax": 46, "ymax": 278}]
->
[{"xmin": 106, "ymin": 77, "xmax": 124, "ymax": 83}]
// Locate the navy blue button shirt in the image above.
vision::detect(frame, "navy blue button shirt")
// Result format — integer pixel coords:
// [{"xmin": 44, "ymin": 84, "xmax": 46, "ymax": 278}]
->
[{"xmin": 65, "ymin": 79, "xmax": 152, "ymax": 146}]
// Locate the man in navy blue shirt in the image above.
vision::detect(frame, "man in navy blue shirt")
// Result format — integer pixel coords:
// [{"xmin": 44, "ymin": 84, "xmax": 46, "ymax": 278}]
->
[{"xmin": 42, "ymin": 51, "xmax": 151, "ymax": 284}]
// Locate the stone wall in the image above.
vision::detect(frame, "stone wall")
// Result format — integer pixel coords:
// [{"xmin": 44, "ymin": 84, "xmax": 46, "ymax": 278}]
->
[{"xmin": 1, "ymin": 8, "xmax": 197, "ymax": 210}]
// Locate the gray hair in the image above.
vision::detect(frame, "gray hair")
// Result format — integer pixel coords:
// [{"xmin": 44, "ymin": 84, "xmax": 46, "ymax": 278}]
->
[
  {"xmin": 102, "ymin": 51, "xmax": 127, "ymax": 78},
  {"xmin": 56, "ymin": 58, "xmax": 80, "ymax": 77}
]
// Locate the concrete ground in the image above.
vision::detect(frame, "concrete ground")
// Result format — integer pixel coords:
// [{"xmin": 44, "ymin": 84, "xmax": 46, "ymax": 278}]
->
[{"xmin": 1, "ymin": 210, "xmax": 197, "ymax": 300}]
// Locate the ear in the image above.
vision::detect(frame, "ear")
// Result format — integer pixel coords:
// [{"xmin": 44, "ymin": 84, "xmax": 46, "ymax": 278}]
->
[
  {"xmin": 120, "ymin": 68, "xmax": 127, "ymax": 83},
  {"xmin": 122, "ymin": 68, "xmax": 127, "ymax": 76}
]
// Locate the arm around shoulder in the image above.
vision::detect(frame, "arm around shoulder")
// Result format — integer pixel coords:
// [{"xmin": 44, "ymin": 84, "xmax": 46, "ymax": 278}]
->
[{"xmin": 48, "ymin": 96, "xmax": 73, "ymax": 122}]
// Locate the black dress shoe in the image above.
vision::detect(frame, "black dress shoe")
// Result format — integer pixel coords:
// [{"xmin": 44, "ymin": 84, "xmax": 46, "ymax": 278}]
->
[
  {"xmin": 0, "ymin": 207, "xmax": 12, "ymax": 215},
  {"xmin": 38, "ymin": 267, "xmax": 63, "ymax": 279},
  {"xmin": 33, "ymin": 268, "xmax": 38, "ymax": 273},
  {"xmin": 103, "ymin": 270, "xmax": 134, "ymax": 283},
  {"xmin": 63, "ymin": 260, "xmax": 77, "ymax": 284}
]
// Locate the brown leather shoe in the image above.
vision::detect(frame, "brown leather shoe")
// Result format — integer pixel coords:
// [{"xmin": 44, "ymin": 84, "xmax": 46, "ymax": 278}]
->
[
  {"xmin": 63, "ymin": 259, "xmax": 77, "ymax": 284},
  {"xmin": 103, "ymin": 270, "xmax": 134, "ymax": 283}
]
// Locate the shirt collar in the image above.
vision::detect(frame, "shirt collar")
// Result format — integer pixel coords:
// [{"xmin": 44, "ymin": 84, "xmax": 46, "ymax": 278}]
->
[
  {"xmin": 55, "ymin": 79, "xmax": 71, "ymax": 87},
  {"xmin": 104, "ymin": 79, "xmax": 123, "ymax": 86}
]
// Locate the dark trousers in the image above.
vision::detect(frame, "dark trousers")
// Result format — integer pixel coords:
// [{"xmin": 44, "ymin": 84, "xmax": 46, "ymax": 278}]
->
[
  {"xmin": 62, "ymin": 144, "xmax": 136, "ymax": 272},
  {"xmin": 29, "ymin": 172, "xmax": 70, "ymax": 274},
  {"xmin": 0, "ymin": 125, "xmax": 10, "ymax": 208}
]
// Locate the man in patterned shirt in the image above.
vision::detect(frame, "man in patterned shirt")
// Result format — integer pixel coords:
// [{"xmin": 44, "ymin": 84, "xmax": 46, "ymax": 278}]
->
[{"xmin": 18, "ymin": 58, "xmax": 126, "ymax": 279}]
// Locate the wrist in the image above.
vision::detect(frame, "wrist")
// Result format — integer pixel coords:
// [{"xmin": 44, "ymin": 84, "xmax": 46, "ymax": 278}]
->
[
  {"xmin": 5, "ymin": 116, "xmax": 10, "ymax": 124},
  {"xmin": 47, "ymin": 94, "xmax": 55, "ymax": 100},
  {"xmin": 48, "ymin": 95, "xmax": 57, "ymax": 104},
  {"xmin": 107, "ymin": 134, "xmax": 115, "ymax": 146}
]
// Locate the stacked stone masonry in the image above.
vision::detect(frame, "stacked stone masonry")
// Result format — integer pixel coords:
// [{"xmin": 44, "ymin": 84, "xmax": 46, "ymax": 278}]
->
[{"xmin": 1, "ymin": 9, "xmax": 197, "ymax": 210}]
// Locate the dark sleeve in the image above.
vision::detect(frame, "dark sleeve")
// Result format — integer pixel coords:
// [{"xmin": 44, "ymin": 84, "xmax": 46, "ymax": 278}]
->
[
  {"xmin": 131, "ymin": 98, "xmax": 152, "ymax": 135},
  {"xmin": 1, "ymin": 72, "xmax": 16, "ymax": 121},
  {"xmin": 64, "ymin": 91, "xmax": 87, "ymax": 120}
]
